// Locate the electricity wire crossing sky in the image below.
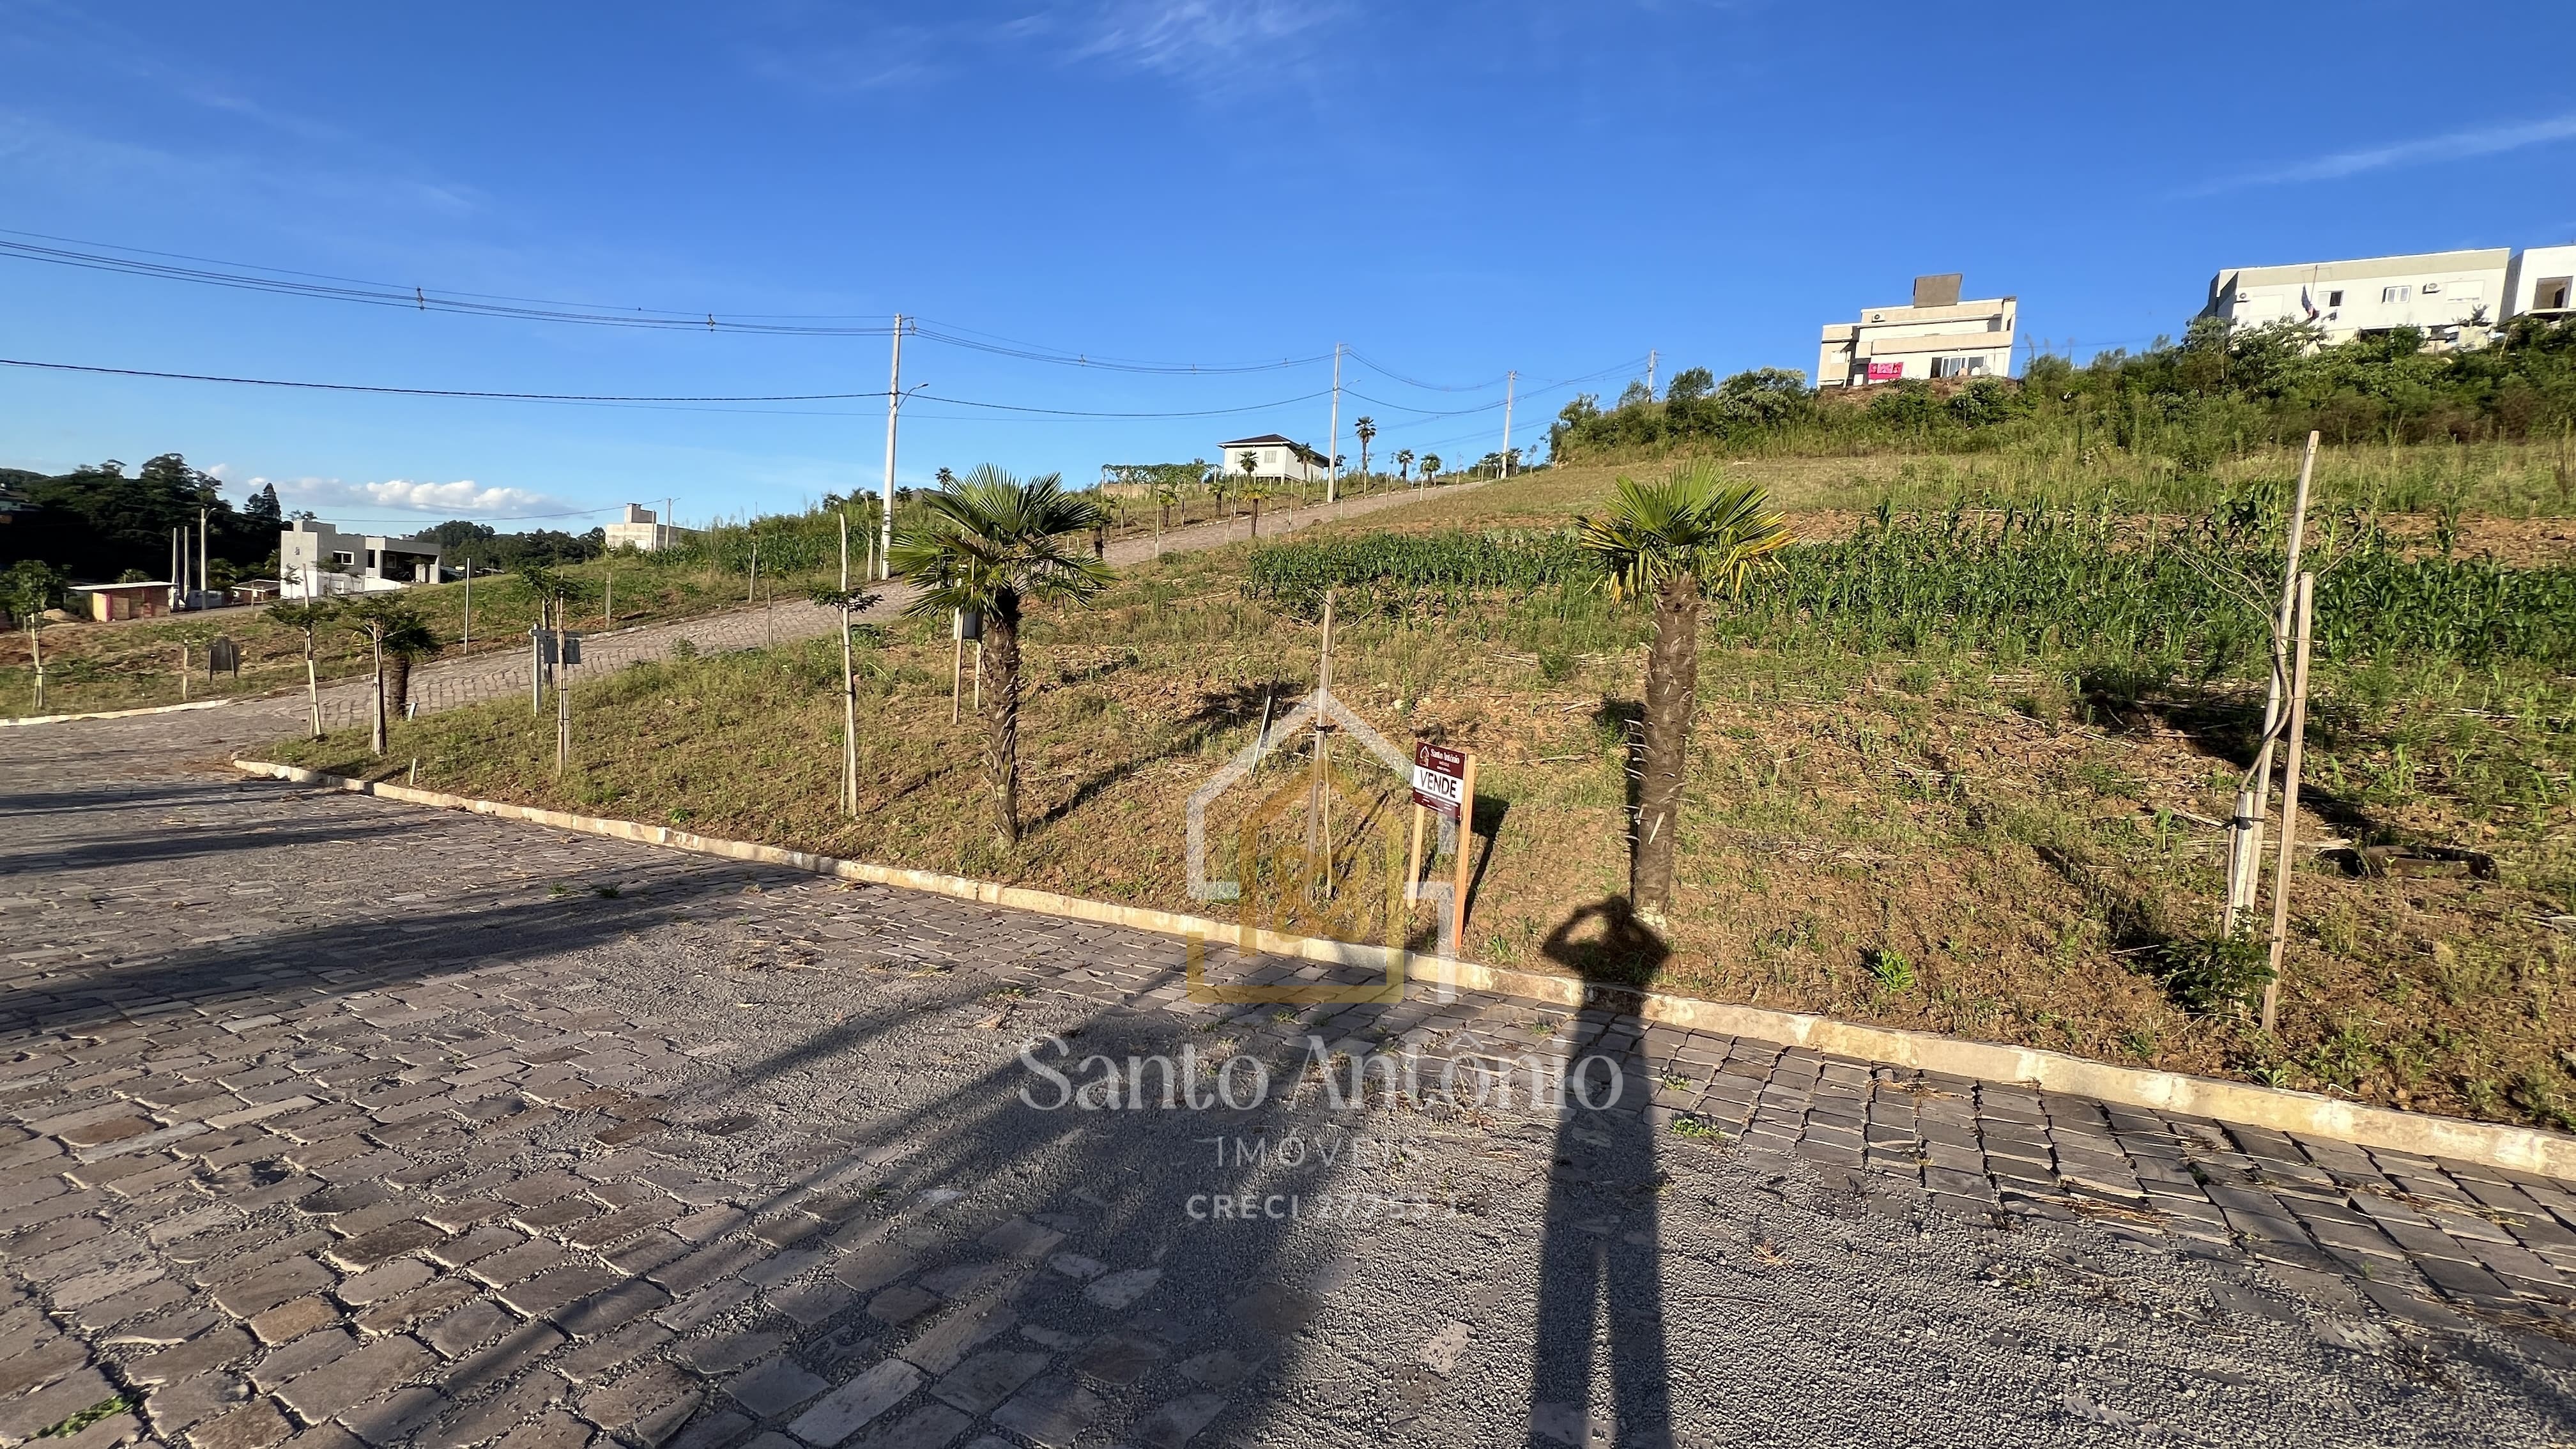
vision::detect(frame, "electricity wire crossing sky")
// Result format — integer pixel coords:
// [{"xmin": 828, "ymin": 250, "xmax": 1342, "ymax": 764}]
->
[{"xmin": 1, "ymin": 2, "xmax": 2568, "ymax": 527}]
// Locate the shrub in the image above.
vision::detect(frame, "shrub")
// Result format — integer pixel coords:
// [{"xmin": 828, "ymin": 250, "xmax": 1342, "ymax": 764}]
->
[{"xmin": 2156, "ymin": 930, "xmax": 2273, "ymax": 1016}]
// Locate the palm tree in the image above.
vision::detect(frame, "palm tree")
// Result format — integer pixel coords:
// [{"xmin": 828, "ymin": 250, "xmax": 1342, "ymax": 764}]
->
[
  {"xmin": 1353, "ymin": 417, "xmax": 1376, "ymax": 492},
  {"xmin": 340, "ymin": 594, "xmax": 441, "ymax": 755},
  {"xmin": 1420, "ymin": 453, "xmax": 1442, "ymax": 488},
  {"xmin": 1241, "ymin": 480, "xmax": 1271, "ymax": 538},
  {"xmin": 1236, "ymin": 450, "xmax": 1261, "ymax": 530},
  {"xmin": 1574, "ymin": 464, "xmax": 1791, "ymax": 931},
  {"xmin": 887, "ymin": 467, "xmax": 1110, "ymax": 846},
  {"xmin": 1395, "ymin": 448, "xmax": 1414, "ymax": 488}
]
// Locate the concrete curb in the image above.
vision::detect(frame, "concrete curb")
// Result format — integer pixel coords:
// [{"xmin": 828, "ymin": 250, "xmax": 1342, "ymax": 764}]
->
[
  {"xmin": 1, "ymin": 698, "xmax": 236, "ymax": 728},
  {"xmin": 231, "ymin": 757, "xmax": 2576, "ymax": 1179}
]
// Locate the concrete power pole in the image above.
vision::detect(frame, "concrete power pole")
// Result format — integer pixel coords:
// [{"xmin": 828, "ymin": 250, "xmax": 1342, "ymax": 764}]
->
[
  {"xmin": 197, "ymin": 507, "xmax": 209, "ymax": 608},
  {"xmin": 880, "ymin": 314, "xmax": 904, "ymax": 581},
  {"xmin": 1325, "ymin": 342, "xmax": 1342, "ymax": 507},
  {"xmin": 1501, "ymin": 371, "xmax": 1516, "ymax": 477},
  {"xmin": 1646, "ymin": 349, "xmax": 1657, "ymax": 398}
]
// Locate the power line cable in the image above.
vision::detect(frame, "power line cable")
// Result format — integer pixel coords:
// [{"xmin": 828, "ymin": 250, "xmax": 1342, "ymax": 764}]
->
[{"xmin": 0, "ymin": 356, "xmax": 1333, "ymax": 418}]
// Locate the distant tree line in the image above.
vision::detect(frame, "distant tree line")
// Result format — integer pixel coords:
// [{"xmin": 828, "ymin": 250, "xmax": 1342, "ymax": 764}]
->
[
  {"xmin": 0, "ymin": 454, "xmax": 280, "ymax": 583},
  {"xmin": 1549, "ymin": 314, "xmax": 2576, "ymax": 463},
  {"xmin": 420, "ymin": 519, "xmax": 608, "ymax": 572}
]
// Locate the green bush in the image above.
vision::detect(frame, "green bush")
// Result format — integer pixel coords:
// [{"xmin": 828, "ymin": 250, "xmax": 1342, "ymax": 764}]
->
[{"xmin": 2156, "ymin": 930, "xmax": 2273, "ymax": 1016}]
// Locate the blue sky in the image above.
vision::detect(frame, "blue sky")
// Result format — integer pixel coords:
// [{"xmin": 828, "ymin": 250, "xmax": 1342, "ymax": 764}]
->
[{"xmin": 3, "ymin": 0, "xmax": 2572, "ymax": 531}]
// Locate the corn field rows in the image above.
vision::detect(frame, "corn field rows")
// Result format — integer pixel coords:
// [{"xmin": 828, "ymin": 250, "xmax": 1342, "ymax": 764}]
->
[{"xmin": 1241, "ymin": 497, "xmax": 2576, "ymax": 671}]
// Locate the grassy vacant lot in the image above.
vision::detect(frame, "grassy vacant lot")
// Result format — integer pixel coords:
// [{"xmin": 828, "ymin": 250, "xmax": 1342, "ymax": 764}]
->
[
  {"xmin": 264, "ymin": 461, "xmax": 2576, "ymax": 1131},
  {"xmin": 0, "ymin": 550, "xmax": 832, "ymax": 717}
]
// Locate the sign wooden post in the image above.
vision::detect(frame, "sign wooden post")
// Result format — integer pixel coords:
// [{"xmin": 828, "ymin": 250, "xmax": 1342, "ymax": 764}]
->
[
  {"xmin": 2262, "ymin": 572, "xmax": 2317, "ymax": 1034},
  {"xmin": 1409, "ymin": 742, "xmax": 1474, "ymax": 947},
  {"xmin": 1452, "ymin": 753, "xmax": 1478, "ymax": 948}
]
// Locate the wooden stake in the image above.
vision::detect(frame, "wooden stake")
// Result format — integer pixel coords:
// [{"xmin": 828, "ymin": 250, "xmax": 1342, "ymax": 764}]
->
[
  {"xmin": 1450, "ymin": 753, "xmax": 1478, "ymax": 949},
  {"xmin": 2261, "ymin": 572, "xmax": 2316, "ymax": 1034},
  {"xmin": 556, "ymin": 676, "xmax": 570, "ymax": 777},
  {"xmin": 972, "ymin": 641, "xmax": 982, "ymax": 710},
  {"xmin": 1406, "ymin": 802, "xmax": 1426, "ymax": 905},
  {"xmin": 951, "ymin": 626, "xmax": 964, "ymax": 726},
  {"xmin": 2228, "ymin": 430, "xmax": 2318, "ymax": 932},
  {"xmin": 180, "ymin": 642, "xmax": 189, "ymax": 701},
  {"xmin": 840, "ymin": 516, "xmax": 858, "ymax": 818}
]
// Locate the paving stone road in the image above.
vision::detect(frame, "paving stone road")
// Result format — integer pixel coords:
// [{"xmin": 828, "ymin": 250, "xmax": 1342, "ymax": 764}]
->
[{"xmin": 7, "ymin": 616, "xmax": 2576, "ymax": 1443}]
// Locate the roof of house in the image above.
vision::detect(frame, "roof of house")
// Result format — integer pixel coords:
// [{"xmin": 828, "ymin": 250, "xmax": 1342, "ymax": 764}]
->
[{"xmin": 1218, "ymin": 434, "xmax": 1298, "ymax": 447}]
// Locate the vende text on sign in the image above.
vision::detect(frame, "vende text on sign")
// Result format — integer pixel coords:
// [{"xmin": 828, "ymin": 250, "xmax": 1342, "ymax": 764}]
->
[{"xmin": 1411, "ymin": 742, "xmax": 1466, "ymax": 820}]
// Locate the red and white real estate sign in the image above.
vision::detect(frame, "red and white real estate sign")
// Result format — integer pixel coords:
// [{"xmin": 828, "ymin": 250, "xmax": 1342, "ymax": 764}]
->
[
  {"xmin": 1411, "ymin": 742, "xmax": 1468, "ymax": 820},
  {"xmin": 1865, "ymin": 360, "xmax": 1904, "ymax": 383}
]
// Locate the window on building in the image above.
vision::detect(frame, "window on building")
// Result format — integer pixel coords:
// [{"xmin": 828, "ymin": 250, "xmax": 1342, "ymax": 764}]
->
[
  {"xmin": 2538, "ymin": 277, "xmax": 2573, "ymax": 311},
  {"xmin": 366, "ymin": 550, "xmax": 378, "ymax": 569},
  {"xmin": 2382, "ymin": 285, "xmax": 2409, "ymax": 303},
  {"xmin": 1933, "ymin": 356, "xmax": 1969, "ymax": 379},
  {"xmin": 331, "ymin": 551, "xmax": 355, "ymax": 566},
  {"xmin": 2327, "ymin": 290, "xmax": 2343, "ymax": 307}
]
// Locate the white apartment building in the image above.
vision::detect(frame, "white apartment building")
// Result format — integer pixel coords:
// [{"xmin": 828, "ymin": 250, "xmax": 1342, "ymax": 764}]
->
[
  {"xmin": 604, "ymin": 503, "xmax": 689, "ymax": 552},
  {"xmin": 1216, "ymin": 434, "xmax": 1328, "ymax": 485},
  {"xmin": 2202, "ymin": 244, "xmax": 2576, "ymax": 347},
  {"xmin": 1816, "ymin": 274, "xmax": 2018, "ymax": 388},
  {"xmin": 279, "ymin": 520, "xmax": 443, "ymax": 599},
  {"xmin": 2504, "ymin": 246, "xmax": 2576, "ymax": 322}
]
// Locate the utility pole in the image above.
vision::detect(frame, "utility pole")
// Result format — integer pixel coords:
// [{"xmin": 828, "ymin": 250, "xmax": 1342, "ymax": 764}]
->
[
  {"xmin": 881, "ymin": 314, "xmax": 904, "ymax": 581},
  {"xmin": 1646, "ymin": 349, "xmax": 1657, "ymax": 398},
  {"xmin": 1325, "ymin": 342, "xmax": 1343, "ymax": 507},
  {"xmin": 1501, "ymin": 371, "xmax": 1516, "ymax": 477},
  {"xmin": 198, "ymin": 507, "xmax": 209, "ymax": 608}
]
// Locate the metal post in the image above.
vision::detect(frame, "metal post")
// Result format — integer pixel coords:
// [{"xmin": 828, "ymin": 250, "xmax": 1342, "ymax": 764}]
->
[
  {"xmin": 1326, "ymin": 342, "xmax": 1342, "ymax": 506},
  {"xmin": 882, "ymin": 314, "xmax": 903, "ymax": 581}
]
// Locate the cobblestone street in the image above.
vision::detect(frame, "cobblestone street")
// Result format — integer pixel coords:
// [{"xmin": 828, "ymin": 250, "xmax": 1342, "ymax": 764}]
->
[{"xmin": 5, "ymin": 699, "xmax": 2576, "ymax": 1445}]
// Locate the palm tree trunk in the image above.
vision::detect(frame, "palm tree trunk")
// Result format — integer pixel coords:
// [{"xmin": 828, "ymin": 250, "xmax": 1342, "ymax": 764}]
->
[
  {"xmin": 305, "ymin": 648, "xmax": 320, "ymax": 739},
  {"xmin": 387, "ymin": 650, "xmax": 414, "ymax": 719},
  {"xmin": 1632, "ymin": 580, "xmax": 1701, "ymax": 928},
  {"xmin": 369, "ymin": 630, "xmax": 387, "ymax": 756},
  {"xmin": 983, "ymin": 592, "xmax": 1023, "ymax": 846}
]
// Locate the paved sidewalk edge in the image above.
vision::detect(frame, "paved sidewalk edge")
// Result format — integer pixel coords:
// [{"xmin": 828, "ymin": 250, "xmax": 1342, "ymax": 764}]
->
[
  {"xmin": 229, "ymin": 756, "xmax": 2576, "ymax": 1179},
  {"xmin": 0, "ymin": 696, "xmax": 236, "ymax": 728}
]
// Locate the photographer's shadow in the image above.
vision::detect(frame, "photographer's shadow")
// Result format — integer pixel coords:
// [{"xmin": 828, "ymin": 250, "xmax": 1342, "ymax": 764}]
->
[{"xmin": 1524, "ymin": 898, "xmax": 1675, "ymax": 1446}]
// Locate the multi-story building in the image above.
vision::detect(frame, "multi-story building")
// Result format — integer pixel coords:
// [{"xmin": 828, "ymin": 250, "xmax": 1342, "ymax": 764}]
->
[
  {"xmin": 1816, "ymin": 274, "xmax": 2018, "ymax": 388},
  {"xmin": 279, "ymin": 520, "xmax": 443, "ymax": 599},
  {"xmin": 2201, "ymin": 244, "xmax": 2576, "ymax": 347},
  {"xmin": 604, "ymin": 503, "xmax": 689, "ymax": 552}
]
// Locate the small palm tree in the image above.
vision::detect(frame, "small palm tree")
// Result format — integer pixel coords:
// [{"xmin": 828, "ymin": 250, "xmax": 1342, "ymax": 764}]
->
[
  {"xmin": 887, "ymin": 467, "xmax": 1110, "ymax": 846},
  {"xmin": 1242, "ymin": 480, "xmax": 1272, "ymax": 537},
  {"xmin": 1353, "ymin": 416, "xmax": 1377, "ymax": 491},
  {"xmin": 1574, "ymin": 464, "xmax": 1791, "ymax": 930},
  {"xmin": 1420, "ymin": 453, "xmax": 1442, "ymax": 487},
  {"xmin": 1395, "ymin": 448, "xmax": 1414, "ymax": 487},
  {"xmin": 340, "ymin": 594, "xmax": 441, "ymax": 755}
]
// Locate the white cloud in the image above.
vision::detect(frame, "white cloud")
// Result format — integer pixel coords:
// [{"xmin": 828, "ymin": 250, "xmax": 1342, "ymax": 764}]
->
[
  {"xmin": 2192, "ymin": 111, "xmax": 2576, "ymax": 194},
  {"xmin": 1073, "ymin": 0, "xmax": 1341, "ymax": 73},
  {"xmin": 260, "ymin": 476, "xmax": 580, "ymax": 520}
]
